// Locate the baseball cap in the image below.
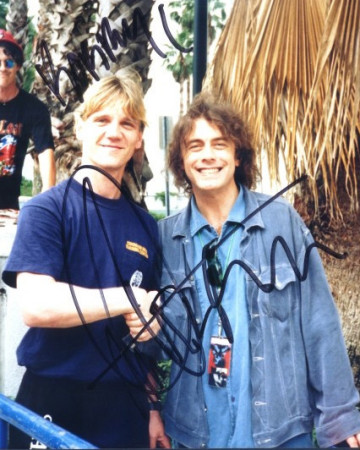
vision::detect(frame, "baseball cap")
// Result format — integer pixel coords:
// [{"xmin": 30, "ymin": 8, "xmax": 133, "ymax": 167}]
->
[{"xmin": 0, "ymin": 29, "xmax": 23, "ymax": 65}]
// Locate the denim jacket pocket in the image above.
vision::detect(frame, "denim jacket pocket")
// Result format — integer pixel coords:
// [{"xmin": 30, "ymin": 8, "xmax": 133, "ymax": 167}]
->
[{"xmin": 256, "ymin": 264, "xmax": 298, "ymax": 321}]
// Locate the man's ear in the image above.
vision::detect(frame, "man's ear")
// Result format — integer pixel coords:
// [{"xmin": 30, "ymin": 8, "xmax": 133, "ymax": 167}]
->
[
  {"xmin": 135, "ymin": 132, "xmax": 143, "ymax": 150},
  {"xmin": 235, "ymin": 158, "xmax": 241, "ymax": 167}
]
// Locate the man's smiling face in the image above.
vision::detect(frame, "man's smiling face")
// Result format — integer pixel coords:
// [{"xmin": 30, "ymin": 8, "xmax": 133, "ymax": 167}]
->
[
  {"xmin": 182, "ymin": 118, "xmax": 239, "ymax": 197},
  {"xmin": 77, "ymin": 104, "xmax": 143, "ymax": 179}
]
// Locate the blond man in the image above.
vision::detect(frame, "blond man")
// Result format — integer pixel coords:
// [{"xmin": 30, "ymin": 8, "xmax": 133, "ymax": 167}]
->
[{"xmin": 3, "ymin": 73, "xmax": 169, "ymax": 448}]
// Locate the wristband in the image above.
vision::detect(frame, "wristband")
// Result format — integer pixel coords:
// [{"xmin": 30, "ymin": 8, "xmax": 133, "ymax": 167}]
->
[{"xmin": 149, "ymin": 400, "xmax": 162, "ymax": 411}]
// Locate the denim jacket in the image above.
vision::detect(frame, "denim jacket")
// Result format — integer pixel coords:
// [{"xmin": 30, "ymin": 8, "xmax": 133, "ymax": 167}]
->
[{"xmin": 158, "ymin": 187, "xmax": 360, "ymax": 448}]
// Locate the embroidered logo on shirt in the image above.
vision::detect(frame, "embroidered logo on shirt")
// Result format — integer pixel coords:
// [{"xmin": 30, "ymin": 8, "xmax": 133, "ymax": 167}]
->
[{"xmin": 126, "ymin": 241, "xmax": 149, "ymax": 259}]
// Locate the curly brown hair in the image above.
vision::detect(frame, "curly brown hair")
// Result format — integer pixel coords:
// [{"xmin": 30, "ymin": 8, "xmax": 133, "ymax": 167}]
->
[{"xmin": 168, "ymin": 92, "xmax": 258, "ymax": 194}]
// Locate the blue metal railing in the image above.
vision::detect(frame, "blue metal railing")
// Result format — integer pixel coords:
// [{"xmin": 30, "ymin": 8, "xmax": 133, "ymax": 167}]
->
[{"xmin": 0, "ymin": 394, "xmax": 97, "ymax": 449}]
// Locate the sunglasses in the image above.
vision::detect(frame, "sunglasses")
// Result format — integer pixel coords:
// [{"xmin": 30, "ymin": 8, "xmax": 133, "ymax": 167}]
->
[
  {"xmin": 0, "ymin": 59, "xmax": 16, "ymax": 69},
  {"xmin": 206, "ymin": 247, "xmax": 223, "ymax": 288},
  {"xmin": 203, "ymin": 243, "xmax": 234, "ymax": 343}
]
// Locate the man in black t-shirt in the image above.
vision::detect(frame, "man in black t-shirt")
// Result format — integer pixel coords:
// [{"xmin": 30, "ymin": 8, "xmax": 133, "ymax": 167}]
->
[{"xmin": 0, "ymin": 29, "xmax": 55, "ymax": 209}]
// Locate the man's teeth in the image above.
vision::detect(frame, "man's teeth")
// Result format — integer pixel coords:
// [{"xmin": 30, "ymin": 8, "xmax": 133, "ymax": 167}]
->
[{"xmin": 199, "ymin": 168, "xmax": 219, "ymax": 174}]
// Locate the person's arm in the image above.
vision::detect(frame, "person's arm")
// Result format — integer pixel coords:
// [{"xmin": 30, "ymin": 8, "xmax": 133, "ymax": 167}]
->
[
  {"xmin": 16, "ymin": 272, "xmax": 160, "ymax": 341},
  {"xmin": 38, "ymin": 148, "xmax": 56, "ymax": 191},
  {"xmin": 295, "ymin": 212, "xmax": 360, "ymax": 447},
  {"xmin": 146, "ymin": 372, "xmax": 171, "ymax": 449},
  {"xmin": 149, "ymin": 410, "xmax": 171, "ymax": 449}
]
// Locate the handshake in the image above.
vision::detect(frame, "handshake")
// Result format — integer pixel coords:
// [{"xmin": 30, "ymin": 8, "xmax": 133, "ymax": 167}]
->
[{"xmin": 123, "ymin": 287, "xmax": 162, "ymax": 343}]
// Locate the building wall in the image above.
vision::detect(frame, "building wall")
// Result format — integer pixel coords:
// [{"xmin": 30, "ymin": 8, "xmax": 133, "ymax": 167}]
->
[{"xmin": 0, "ymin": 221, "xmax": 26, "ymax": 399}]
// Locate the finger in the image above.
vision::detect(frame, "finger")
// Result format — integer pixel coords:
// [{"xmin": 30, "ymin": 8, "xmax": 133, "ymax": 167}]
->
[
  {"xmin": 124, "ymin": 312, "xmax": 138, "ymax": 320},
  {"xmin": 346, "ymin": 436, "xmax": 358, "ymax": 448},
  {"xmin": 135, "ymin": 332, "xmax": 151, "ymax": 342},
  {"xmin": 149, "ymin": 435, "xmax": 156, "ymax": 449},
  {"xmin": 128, "ymin": 316, "xmax": 161, "ymax": 341},
  {"xmin": 354, "ymin": 434, "xmax": 360, "ymax": 447},
  {"xmin": 159, "ymin": 435, "xmax": 172, "ymax": 448},
  {"xmin": 126, "ymin": 318, "xmax": 143, "ymax": 328}
]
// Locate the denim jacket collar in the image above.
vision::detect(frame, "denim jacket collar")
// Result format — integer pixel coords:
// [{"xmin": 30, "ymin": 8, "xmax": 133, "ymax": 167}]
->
[{"xmin": 170, "ymin": 186, "xmax": 265, "ymax": 240}]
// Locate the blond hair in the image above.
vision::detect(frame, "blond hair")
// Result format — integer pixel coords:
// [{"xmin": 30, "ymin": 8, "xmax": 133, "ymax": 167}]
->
[{"xmin": 75, "ymin": 70, "xmax": 147, "ymax": 131}]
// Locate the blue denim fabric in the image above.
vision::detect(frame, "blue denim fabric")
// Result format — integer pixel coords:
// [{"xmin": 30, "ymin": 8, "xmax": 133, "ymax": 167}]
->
[
  {"xmin": 172, "ymin": 432, "xmax": 314, "ymax": 448},
  {"xmin": 158, "ymin": 187, "xmax": 360, "ymax": 448},
  {"xmin": 190, "ymin": 190, "xmax": 253, "ymax": 447}
]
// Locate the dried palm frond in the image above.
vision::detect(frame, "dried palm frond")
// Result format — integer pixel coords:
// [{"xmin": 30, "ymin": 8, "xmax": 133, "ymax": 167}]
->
[
  {"xmin": 5, "ymin": 0, "xmax": 28, "ymax": 44},
  {"xmin": 205, "ymin": 0, "xmax": 359, "ymax": 224},
  {"xmin": 30, "ymin": 0, "xmax": 99, "ymax": 190},
  {"xmin": 302, "ymin": 0, "xmax": 360, "ymax": 221}
]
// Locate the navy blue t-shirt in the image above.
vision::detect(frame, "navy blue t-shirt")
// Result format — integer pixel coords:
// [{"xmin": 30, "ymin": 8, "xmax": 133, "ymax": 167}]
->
[{"xmin": 2, "ymin": 178, "xmax": 160, "ymax": 382}]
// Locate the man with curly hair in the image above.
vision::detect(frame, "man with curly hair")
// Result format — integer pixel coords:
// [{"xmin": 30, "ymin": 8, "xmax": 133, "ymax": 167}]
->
[{"xmin": 158, "ymin": 93, "xmax": 360, "ymax": 448}]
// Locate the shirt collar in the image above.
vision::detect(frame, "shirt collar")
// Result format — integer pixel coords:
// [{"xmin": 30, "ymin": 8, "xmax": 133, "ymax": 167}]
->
[{"xmin": 189, "ymin": 186, "xmax": 245, "ymax": 238}]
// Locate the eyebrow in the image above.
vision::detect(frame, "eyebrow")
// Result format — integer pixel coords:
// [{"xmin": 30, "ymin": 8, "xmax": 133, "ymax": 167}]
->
[
  {"xmin": 186, "ymin": 136, "xmax": 228, "ymax": 146},
  {"xmin": 91, "ymin": 112, "xmax": 134, "ymax": 121}
]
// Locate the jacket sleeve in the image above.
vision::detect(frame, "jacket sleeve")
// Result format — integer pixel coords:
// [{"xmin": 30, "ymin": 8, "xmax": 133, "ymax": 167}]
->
[{"xmin": 297, "ymin": 214, "xmax": 360, "ymax": 447}]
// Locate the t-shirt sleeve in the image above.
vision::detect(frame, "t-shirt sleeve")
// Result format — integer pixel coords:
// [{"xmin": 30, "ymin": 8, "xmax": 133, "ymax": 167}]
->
[
  {"xmin": 2, "ymin": 199, "xmax": 64, "ymax": 288},
  {"xmin": 30, "ymin": 97, "xmax": 55, "ymax": 154}
]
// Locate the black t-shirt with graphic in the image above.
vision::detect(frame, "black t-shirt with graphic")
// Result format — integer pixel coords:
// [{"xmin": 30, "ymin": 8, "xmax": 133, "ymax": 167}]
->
[{"xmin": 0, "ymin": 89, "xmax": 54, "ymax": 208}]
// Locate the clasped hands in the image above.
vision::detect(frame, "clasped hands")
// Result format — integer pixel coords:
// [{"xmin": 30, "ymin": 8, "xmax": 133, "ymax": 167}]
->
[{"xmin": 123, "ymin": 288, "xmax": 161, "ymax": 342}]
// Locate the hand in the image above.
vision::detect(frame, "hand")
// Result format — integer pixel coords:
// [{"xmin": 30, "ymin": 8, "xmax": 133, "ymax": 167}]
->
[
  {"xmin": 149, "ymin": 410, "xmax": 171, "ymax": 448},
  {"xmin": 124, "ymin": 289, "xmax": 161, "ymax": 342},
  {"xmin": 346, "ymin": 432, "xmax": 360, "ymax": 447}
]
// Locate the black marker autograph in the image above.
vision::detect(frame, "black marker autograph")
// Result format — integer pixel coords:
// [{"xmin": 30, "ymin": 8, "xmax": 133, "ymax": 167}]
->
[
  {"xmin": 35, "ymin": 4, "xmax": 193, "ymax": 106},
  {"xmin": 80, "ymin": 171, "xmax": 347, "ymax": 396}
]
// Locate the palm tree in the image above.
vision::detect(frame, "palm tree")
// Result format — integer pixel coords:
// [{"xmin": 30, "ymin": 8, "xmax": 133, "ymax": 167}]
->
[
  {"xmin": 204, "ymin": 0, "xmax": 360, "ymax": 386},
  {"xmin": 17, "ymin": 0, "xmax": 155, "ymax": 205},
  {"xmin": 94, "ymin": 0, "xmax": 155, "ymax": 206},
  {"xmin": 5, "ymin": 0, "xmax": 27, "ymax": 45},
  {"xmin": 204, "ymin": 0, "xmax": 360, "ymax": 226},
  {"xmin": 5, "ymin": 0, "xmax": 28, "ymax": 86},
  {"xmin": 31, "ymin": 0, "xmax": 99, "ymax": 190}
]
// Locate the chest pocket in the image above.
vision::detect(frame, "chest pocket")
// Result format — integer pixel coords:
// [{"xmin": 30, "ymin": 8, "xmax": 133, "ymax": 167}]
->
[{"xmin": 252, "ymin": 264, "xmax": 298, "ymax": 321}]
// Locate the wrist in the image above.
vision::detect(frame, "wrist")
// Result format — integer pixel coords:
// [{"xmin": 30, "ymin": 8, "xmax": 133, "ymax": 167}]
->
[
  {"xmin": 148, "ymin": 400, "xmax": 162, "ymax": 411},
  {"xmin": 117, "ymin": 286, "xmax": 138, "ymax": 314}
]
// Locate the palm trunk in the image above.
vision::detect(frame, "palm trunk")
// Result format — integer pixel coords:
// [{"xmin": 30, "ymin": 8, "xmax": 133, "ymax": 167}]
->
[{"xmin": 31, "ymin": 0, "xmax": 155, "ymax": 205}]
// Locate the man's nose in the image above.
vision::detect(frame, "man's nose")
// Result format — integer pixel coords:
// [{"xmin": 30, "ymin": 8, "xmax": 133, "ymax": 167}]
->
[
  {"xmin": 201, "ymin": 143, "xmax": 216, "ymax": 158},
  {"xmin": 106, "ymin": 120, "xmax": 122, "ymax": 138}
]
